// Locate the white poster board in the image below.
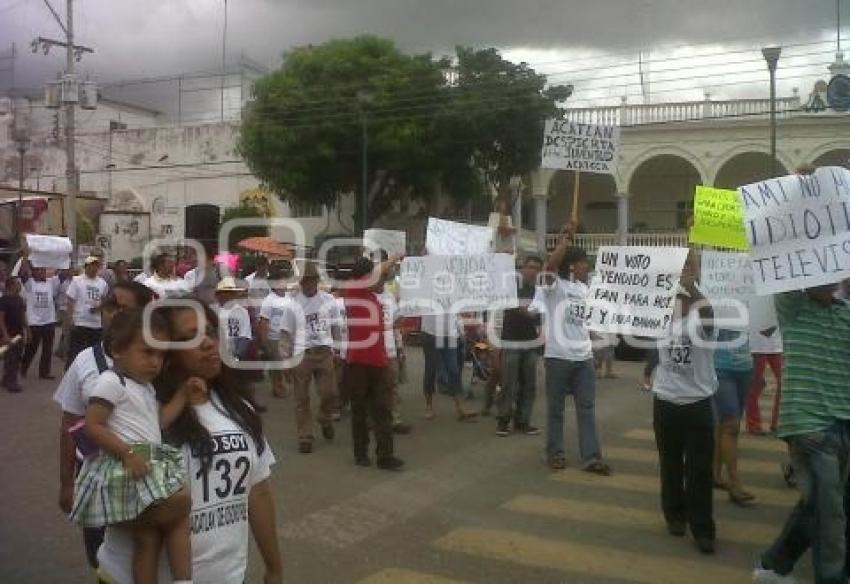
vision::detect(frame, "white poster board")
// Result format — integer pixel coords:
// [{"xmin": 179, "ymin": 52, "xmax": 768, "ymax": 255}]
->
[
  {"xmin": 398, "ymin": 253, "xmax": 518, "ymax": 316},
  {"xmin": 586, "ymin": 246, "xmax": 690, "ymax": 338},
  {"xmin": 700, "ymin": 250, "xmax": 777, "ymax": 331},
  {"xmin": 25, "ymin": 234, "xmax": 72, "ymax": 269},
  {"xmin": 540, "ymin": 119, "xmax": 621, "ymax": 175},
  {"xmin": 425, "ymin": 217, "xmax": 494, "ymax": 256},
  {"xmin": 739, "ymin": 166, "xmax": 850, "ymax": 294},
  {"xmin": 363, "ymin": 228, "xmax": 406, "ymax": 256}
]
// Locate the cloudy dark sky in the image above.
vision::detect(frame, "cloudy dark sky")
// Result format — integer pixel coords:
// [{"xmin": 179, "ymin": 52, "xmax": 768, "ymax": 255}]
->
[{"xmin": 0, "ymin": 0, "xmax": 846, "ymax": 114}]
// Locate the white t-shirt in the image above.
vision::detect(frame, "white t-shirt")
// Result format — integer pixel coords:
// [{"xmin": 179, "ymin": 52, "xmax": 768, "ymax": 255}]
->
[
  {"xmin": 144, "ymin": 274, "xmax": 188, "ymax": 299},
  {"xmin": 245, "ymin": 272, "xmax": 271, "ymax": 299},
  {"xmin": 97, "ymin": 394, "xmax": 275, "ymax": 584},
  {"xmin": 218, "ymin": 304, "xmax": 252, "ymax": 358},
  {"xmin": 258, "ymin": 291, "xmax": 289, "ymax": 341},
  {"xmin": 420, "ymin": 312, "xmax": 461, "ymax": 338},
  {"xmin": 335, "ymin": 297, "xmax": 348, "ymax": 359},
  {"xmin": 283, "ymin": 291, "xmax": 337, "ymax": 352},
  {"xmin": 750, "ymin": 329, "xmax": 783, "ymax": 354},
  {"xmin": 53, "ymin": 343, "xmax": 113, "ymax": 416},
  {"xmin": 86, "ymin": 370, "xmax": 161, "ymax": 444},
  {"xmin": 66, "ymin": 275, "xmax": 109, "ymax": 329},
  {"xmin": 531, "ymin": 278, "xmax": 593, "ymax": 361},
  {"xmin": 652, "ymin": 314, "xmax": 718, "ymax": 405},
  {"xmin": 133, "ymin": 271, "xmax": 150, "ymax": 284},
  {"xmin": 24, "ymin": 276, "xmax": 60, "ymax": 325},
  {"xmin": 379, "ymin": 291, "xmax": 399, "ymax": 358}
]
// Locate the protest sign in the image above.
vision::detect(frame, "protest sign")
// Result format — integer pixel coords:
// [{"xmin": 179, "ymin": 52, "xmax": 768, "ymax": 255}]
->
[
  {"xmin": 688, "ymin": 186, "xmax": 749, "ymax": 250},
  {"xmin": 700, "ymin": 250, "xmax": 777, "ymax": 331},
  {"xmin": 540, "ymin": 119, "xmax": 620, "ymax": 175},
  {"xmin": 364, "ymin": 228, "xmax": 406, "ymax": 256},
  {"xmin": 425, "ymin": 217, "xmax": 493, "ymax": 256},
  {"xmin": 738, "ymin": 166, "xmax": 850, "ymax": 294},
  {"xmin": 586, "ymin": 246, "xmax": 690, "ymax": 338},
  {"xmin": 25, "ymin": 234, "xmax": 72, "ymax": 269},
  {"xmin": 398, "ymin": 253, "xmax": 518, "ymax": 316}
]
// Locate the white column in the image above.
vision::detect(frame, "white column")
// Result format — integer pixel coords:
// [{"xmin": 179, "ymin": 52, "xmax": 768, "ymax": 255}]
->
[
  {"xmin": 616, "ymin": 192, "xmax": 629, "ymax": 245},
  {"xmin": 535, "ymin": 195, "xmax": 547, "ymax": 253}
]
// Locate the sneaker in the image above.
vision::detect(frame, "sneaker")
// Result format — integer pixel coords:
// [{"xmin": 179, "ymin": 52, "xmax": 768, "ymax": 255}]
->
[
  {"xmin": 548, "ymin": 456, "xmax": 567, "ymax": 470},
  {"xmin": 392, "ymin": 422, "xmax": 412, "ymax": 435},
  {"xmin": 298, "ymin": 441, "xmax": 313, "ymax": 454},
  {"xmin": 354, "ymin": 455, "xmax": 372, "ymax": 467},
  {"xmin": 752, "ymin": 560, "xmax": 798, "ymax": 583},
  {"xmin": 496, "ymin": 420, "xmax": 511, "ymax": 437},
  {"xmin": 321, "ymin": 424, "xmax": 335, "ymax": 441},
  {"xmin": 376, "ymin": 457, "xmax": 405, "ymax": 471},
  {"xmin": 666, "ymin": 521, "xmax": 686, "ymax": 537},
  {"xmin": 522, "ymin": 425, "xmax": 540, "ymax": 436},
  {"xmin": 4, "ymin": 385, "xmax": 22, "ymax": 393},
  {"xmin": 694, "ymin": 537, "xmax": 715, "ymax": 555}
]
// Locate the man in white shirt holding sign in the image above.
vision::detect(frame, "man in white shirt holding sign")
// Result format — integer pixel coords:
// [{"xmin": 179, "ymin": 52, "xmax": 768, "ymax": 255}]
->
[
  {"xmin": 280, "ymin": 262, "xmax": 339, "ymax": 454},
  {"xmin": 19, "ymin": 259, "xmax": 61, "ymax": 379},
  {"xmin": 65, "ymin": 256, "xmax": 109, "ymax": 367},
  {"xmin": 533, "ymin": 223, "xmax": 610, "ymax": 475}
]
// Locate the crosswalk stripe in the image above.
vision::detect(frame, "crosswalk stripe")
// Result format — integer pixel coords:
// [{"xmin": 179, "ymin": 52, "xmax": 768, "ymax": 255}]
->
[
  {"xmin": 622, "ymin": 428, "xmax": 787, "ymax": 454},
  {"xmin": 604, "ymin": 445, "xmax": 781, "ymax": 476},
  {"xmin": 504, "ymin": 494, "xmax": 777, "ymax": 546},
  {"xmin": 550, "ymin": 469, "xmax": 798, "ymax": 507},
  {"xmin": 358, "ymin": 568, "xmax": 468, "ymax": 584},
  {"xmin": 434, "ymin": 527, "xmax": 746, "ymax": 584}
]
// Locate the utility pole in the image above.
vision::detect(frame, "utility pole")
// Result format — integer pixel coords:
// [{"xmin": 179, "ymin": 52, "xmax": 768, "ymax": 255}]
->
[
  {"xmin": 221, "ymin": 0, "xmax": 228, "ymax": 121},
  {"xmin": 32, "ymin": 0, "xmax": 95, "ymax": 261}
]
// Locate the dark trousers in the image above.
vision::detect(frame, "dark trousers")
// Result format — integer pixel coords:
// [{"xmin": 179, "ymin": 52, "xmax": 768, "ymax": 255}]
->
[
  {"xmin": 66, "ymin": 326, "xmax": 102, "ymax": 369},
  {"xmin": 653, "ymin": 396, "xmax": 716, "ymax": 539},
  {"xmin": 2, "ymin": 343, "xmax": 22, "ymax": 389},
  {"xmin": 22, "ymin": 324, "xmax": 56, "ymax": 377},
  {"xmin": 346, "ymin": 363, "xmax": 394, "ymax": 461}
]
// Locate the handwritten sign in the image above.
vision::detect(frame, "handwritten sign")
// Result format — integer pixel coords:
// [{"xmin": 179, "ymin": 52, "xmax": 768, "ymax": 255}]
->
[
  {"xmin": 398, "ymin": 254, "xmax": 518, "ymax": 316},
  {"xmin": 425, "ymin": 217, "xmax": 493, "ymax": 256},
  {"xmin": 738, "ymin": 166, "xmax": 850, "ymax": 294},
  {"xmin": 364, "ymin": 229, "xmax": 406, "ymax": 256},
  {"xmin": 700, "ymin": 251, "xmax": 777, "ymax": 331},
  {"xmin": 586, "ymin": 246, "xmax": 690, "ymax": 338},
  {"xmin": 689, "ymin": 186, "xmax": 749, "ymax": 250},
  {"xmin": 540, "ymin": 120, "xmax": 620, "ymax": 176}
]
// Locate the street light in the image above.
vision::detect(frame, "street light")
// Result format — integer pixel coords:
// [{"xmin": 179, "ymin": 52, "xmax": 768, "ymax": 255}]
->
[
  {"xmin": 762, "ymin": 46, "xmax": 782, "ymax": 178},
  {"xmin": 356, "ymin": 90, "xmax": 374, "ymax": 235},
  {"xmin": 15, "ymin": 137, "xmax": 29, "ymax": 247}
]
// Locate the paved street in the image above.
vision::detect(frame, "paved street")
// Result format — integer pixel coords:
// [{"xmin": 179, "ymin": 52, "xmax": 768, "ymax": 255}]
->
[{"xmin": 0, "ymin": 349, "xmax": 808, "ymax": 583}]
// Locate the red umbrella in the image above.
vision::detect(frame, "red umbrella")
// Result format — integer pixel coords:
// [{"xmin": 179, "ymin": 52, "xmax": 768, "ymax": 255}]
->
[{"xmin": 236, "ymin": 237, "xmax": 294, "ymax": 258}]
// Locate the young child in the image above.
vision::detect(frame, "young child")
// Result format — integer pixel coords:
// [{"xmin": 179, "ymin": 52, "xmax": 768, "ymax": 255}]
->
[{"xmin": 69, "ymin": 308, "xmax": 195, "ymax": 584}]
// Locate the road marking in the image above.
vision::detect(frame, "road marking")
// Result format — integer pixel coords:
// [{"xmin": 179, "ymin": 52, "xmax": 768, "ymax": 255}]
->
[
  {"xmin": 622, "ymin": 428, "xmax": 786, "ymax": 454},
  {"xmin": 358, "ymin": 568, "xmax": 467, "ymax": 583},
  {"xmin": 604, "ymin": 445, "xmax": 781, "ymax": 476},
  {"xmin": 504, "ymin": 494, "xmax": 777, "ymax": 545},
  {"xmin": 550, "ymin": 469, "xmax": 798, "ymax": 507},
  {"xmin": 434, "ymin": 527, "xmax": 746, "ymax": 584}
]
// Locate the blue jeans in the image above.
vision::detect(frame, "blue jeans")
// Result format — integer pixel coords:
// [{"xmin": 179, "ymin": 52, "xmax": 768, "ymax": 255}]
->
[
  {"xmin": 422, "ymin": 333, "xmax": 463, "ymax": 398},
  {"xmin": 499, "ymin": 348, "xmax": 538, "ymax": 426},
  {"xmin": 761, "ymin": 421, "xmax": 850, "ymax": 583},
  {"xmin": 544, "ymin": 358, "xmax": 601, "ymax": 465}
]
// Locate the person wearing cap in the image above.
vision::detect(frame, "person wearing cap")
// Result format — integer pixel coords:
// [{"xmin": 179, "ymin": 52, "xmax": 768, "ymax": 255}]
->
[
  {"xmin": 257, "ymin": 267, "xmax": 294, "ymax": 398},
  {"xmin": 651, "ymin": 255, "xmax": 717, "ymax": 555},
  {"xmin": 245, "ymin": 256, "xmax": 272, "ymax": 300},
  {"xmin": 280, "ymin": 261, "xmax": 340, "ymax": 454},
  {"xmin": 214, "ymin": 277, "xmax": 253, "ymax": 362},
  {"xmin": 65, "ymin": 256, "xmax": 109, "ymax": 367},
  {"xmin": 533, "ymin": 222, "xmax": 611, "ymax": 475},
  {"xmin": 343, "ymin": 255, "xmax": 404, "ymax": 470}
]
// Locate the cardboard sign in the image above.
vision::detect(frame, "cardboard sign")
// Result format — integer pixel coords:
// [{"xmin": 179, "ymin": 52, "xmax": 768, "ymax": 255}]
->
[
  {"xmin": 700, "ymin": 250, "xmax": 777, "ymax": 331},
  {"xmin": 540, "ymin": 119, "xmax": 620, "ymax": 175},
  {"xmin": 425, "ymin": 217, "xmax": 493, "ymax": 256},
  {"xmin": 398, "ymin": 254, "xmax": 518, "ymax": 316},
  {"xmin": 25, "ymin": 234, "xmax": 72, "ymax": 269},
  {"xmin": 586, "ymin": 246, "xmax": 690, "ymax": 338},
  {"xmin": 689, "ymin": 186, "xmax": 749, "ymax": 250},
  {"xmin": 363, "ymin": 228, "xmax": 406, "ymax": 257},
  {"xmin": 738, "ymin": 166, "xmax": 850, "ymax": 294}
]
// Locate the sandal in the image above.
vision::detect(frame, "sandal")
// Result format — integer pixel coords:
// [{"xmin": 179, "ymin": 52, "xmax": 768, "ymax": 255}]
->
[
  {"xmin": 424, "ymin": 408, "xmax": 435, "ymax": 421},
  {"xmin": 729, "ymin": 489, "xmax": 756, "ymax": 506},
  {"xmin": 713, "ymin": 480, "xmax": 731, "ymax": 491},
  {"xmin": 457, "ymin": 411, "xmax": 478, "ymax": 422},
  {"xmin": 548, "ymin": 456, "xmax": 567, "ymax": 471},
  {"xmin": 582, "ymin": 461, "xmax": 612, "ymax": 476}
]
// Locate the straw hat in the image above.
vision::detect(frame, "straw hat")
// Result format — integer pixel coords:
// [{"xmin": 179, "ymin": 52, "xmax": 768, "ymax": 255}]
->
[{"xmin": 215, "ymin": 277, "xmax": 247, "ymax": 292}]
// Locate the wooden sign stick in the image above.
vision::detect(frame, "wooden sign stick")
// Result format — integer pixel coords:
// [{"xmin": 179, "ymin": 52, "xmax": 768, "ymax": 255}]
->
[{"xmin": 571, "ymin": 170, "xmax": 581, "ymax": 223}]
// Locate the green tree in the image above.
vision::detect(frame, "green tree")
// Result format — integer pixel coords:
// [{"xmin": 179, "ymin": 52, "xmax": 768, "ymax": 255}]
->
[
  {"xmin": 220, "ymin": 201, "xmax": 269, "ymax": 250},
  {"xmin": 239, "ymin": 37, "xmax": 571, "ymax": 227}
]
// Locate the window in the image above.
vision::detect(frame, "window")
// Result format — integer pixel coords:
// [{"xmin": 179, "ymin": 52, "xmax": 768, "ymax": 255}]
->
[{"xmin": 289, "ymin": 201, "xmax": 324, "ymax": 218}]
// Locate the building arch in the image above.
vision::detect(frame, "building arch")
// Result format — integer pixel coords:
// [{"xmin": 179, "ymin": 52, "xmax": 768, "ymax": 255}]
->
[
  {"xmin": 627, "ymin": 154, "xmax": 703, "ymax": 232},
  {"xmin": 547, "ymin": 170, "xmax": 618, "ymax": 232},
  {"xmin": 624, "ymin": 145, "xmax": 709, "ymax": 192},
  {"xmin": 713, "ymin": 150, "xmax": 790, "ymax": 190},
  {"xmin": 805, "ymin": 143, "xmax": 850, "ymax": 169}
]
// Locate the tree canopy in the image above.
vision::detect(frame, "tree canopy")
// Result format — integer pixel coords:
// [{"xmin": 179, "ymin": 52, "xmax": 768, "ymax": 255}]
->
[{"xmin": 239, "ymin": 36, "xmax": 571, "ymax": 229}]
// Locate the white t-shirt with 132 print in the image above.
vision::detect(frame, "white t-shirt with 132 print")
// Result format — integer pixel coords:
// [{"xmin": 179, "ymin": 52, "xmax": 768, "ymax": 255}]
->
[
  {"xmin": 652, "ymin": 313, "xmax": 718, "ymax": 405},
  {"xmin": 24, "ymin": 276, "xmax": 60, "ymax": 325},
  {"xmin": 531, "ymin": 278, "xmax": 593, "ymax": 361},
  {"xmin": 283, "ymin": 291, "xmax": 338, "ymax": 353},
  {"xmin": 97, "ymin": 394, "xmax": 276, "ymax": 584},
  {"xmin": 66, "ymin": 275, "xmax": 109, "ymax": 329}
]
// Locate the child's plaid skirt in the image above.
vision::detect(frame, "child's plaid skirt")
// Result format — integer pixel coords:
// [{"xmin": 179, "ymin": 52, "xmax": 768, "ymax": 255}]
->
[{"xmin": 69, "ymin": 443, "xmax": 186, "ymax": 528}]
